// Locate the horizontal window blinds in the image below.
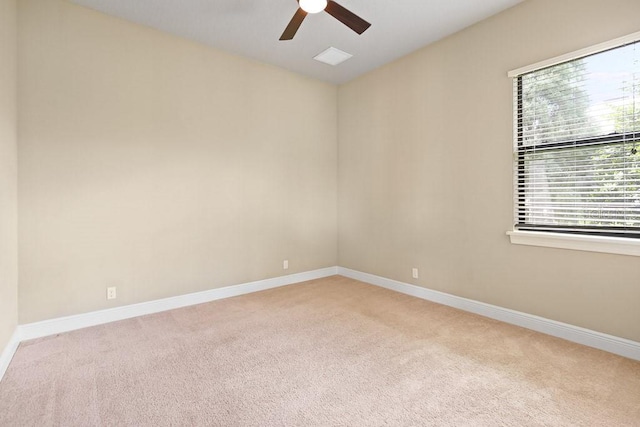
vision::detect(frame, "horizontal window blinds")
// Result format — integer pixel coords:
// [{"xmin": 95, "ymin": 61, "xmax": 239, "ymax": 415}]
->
[{"xmin": 513, "ymin": 39, "xmax": 640, "ymax": 237}]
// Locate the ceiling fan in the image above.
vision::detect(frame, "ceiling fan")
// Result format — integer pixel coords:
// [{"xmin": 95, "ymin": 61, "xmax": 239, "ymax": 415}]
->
[{"xmin": 280, "ymin": 0, "xmax": 371, "ymax": 41}]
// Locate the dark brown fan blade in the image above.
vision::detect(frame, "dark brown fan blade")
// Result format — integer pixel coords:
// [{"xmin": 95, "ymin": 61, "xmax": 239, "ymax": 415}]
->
[
  {"xmin": 280, "ymin": 8, "xmax": 307, "ymax": 40},
  {"xmin": 325, "ymin": 1, "xmax": 371, "ymax": 35}
]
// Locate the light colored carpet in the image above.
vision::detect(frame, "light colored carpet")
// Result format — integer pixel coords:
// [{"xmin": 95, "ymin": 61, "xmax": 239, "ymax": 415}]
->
[{"xmin": 1, "ymin": 276, "xmax": 639, "ymax": 426}]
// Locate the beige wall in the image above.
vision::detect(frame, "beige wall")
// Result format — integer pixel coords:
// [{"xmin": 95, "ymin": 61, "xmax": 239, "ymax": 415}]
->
[
  {"xmin": 13, "ymin": 0, "xmax": 640, "ymax": 344},
  {"xmin": 0, "ymin": 0, "xmax": 18, "ymax": 349},
  {"xmin": 338, "ymin": 0, "xmax": 640, "ymax": 342},
  {"xmin": 18, "ymin": 0, "xmax": 337, "ymax": 323}
]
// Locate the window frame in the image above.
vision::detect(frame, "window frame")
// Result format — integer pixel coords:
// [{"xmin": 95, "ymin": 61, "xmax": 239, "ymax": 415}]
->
[{"xmin": 507, "ymin": 31, "xmax": 640, "ymax": 256}]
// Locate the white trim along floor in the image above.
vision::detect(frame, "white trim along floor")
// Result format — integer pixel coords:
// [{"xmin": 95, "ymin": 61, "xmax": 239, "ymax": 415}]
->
[{"xmin": 2, "ymin": 266, "xmax": 639, "ymax": 382}]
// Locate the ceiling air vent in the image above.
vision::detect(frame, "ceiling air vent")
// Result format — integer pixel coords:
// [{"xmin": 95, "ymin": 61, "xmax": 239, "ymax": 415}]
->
[{"xmin": 313, "ymin": 47, "xmax": 353, "ymax": 66}]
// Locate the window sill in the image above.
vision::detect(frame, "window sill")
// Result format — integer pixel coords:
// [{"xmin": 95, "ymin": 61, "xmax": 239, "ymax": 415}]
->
[{"xmin": 507, "ymin": 230, "xmax": 640, "ymax": 257}]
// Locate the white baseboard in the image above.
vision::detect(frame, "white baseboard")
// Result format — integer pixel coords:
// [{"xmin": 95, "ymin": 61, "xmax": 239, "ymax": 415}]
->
[
  {"xmin": 2, "ymin": 264, "xmax": 637, "ymax": 384},
  {"xmin": 18, "ymin": 267, "xmax": 338, "ymax": 342},
  {"xmin": 0, "ymin": 267, "xmax": 337, "ymax": 382},
  {"xmin": 0, "ymin": 329, "xmax": 21, "ymax": 382},
  {"xmin": 338, "ymin": 267, "xmax": 640, "ymax": 361}
]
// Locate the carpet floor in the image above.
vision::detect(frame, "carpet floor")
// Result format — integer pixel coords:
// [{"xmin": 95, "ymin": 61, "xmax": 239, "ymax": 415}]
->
[{"xmin": 1, "ymin": 275, "xmax": 639, "ymax": 426}]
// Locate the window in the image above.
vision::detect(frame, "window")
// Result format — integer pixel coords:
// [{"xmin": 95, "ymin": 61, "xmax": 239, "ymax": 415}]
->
[{"xmin": 511, "ymin": 35, "xmax": 640, "ymax": 241}]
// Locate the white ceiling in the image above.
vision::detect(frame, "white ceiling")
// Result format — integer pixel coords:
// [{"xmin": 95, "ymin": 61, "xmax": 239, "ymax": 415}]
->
[{"xmin": 69, "ymin": 0, "xmax": 524, "ymax": 85}]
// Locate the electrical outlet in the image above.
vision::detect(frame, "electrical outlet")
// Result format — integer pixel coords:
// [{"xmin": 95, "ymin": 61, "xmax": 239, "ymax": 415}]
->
[
  {"xmin": 283, "ymin": 259, "xmax": 289, "ymax": 270},
  {"xmin": 412, "ymin": 268, "xmax": 419, "ymax": 279},
  {"xmin": 107, "ymin": 286, "xmax": 117, "ymax": 300}
]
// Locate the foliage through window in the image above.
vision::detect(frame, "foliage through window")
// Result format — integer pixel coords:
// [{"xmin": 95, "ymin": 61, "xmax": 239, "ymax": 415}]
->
[{"xmin": 513, "ymin": 40, "xmax": 640, "ymax": 238}]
